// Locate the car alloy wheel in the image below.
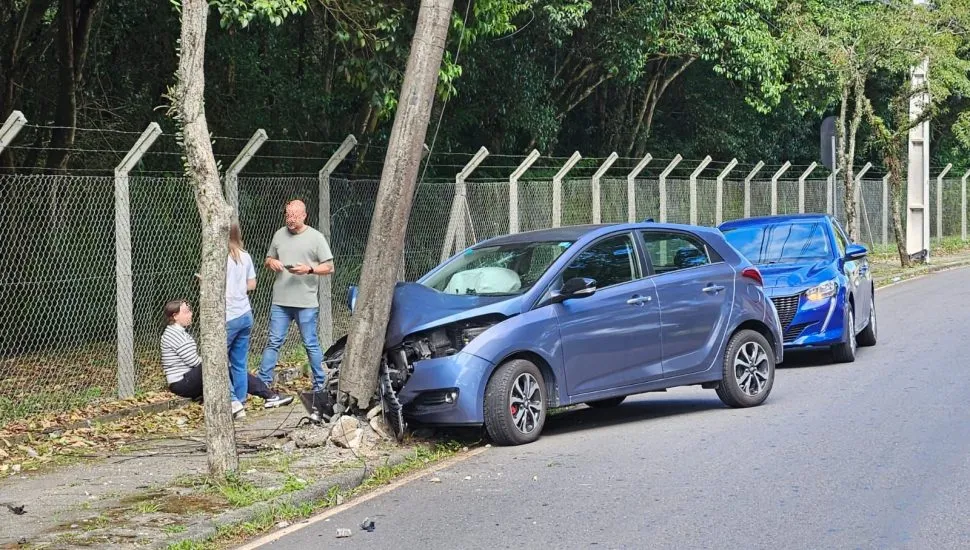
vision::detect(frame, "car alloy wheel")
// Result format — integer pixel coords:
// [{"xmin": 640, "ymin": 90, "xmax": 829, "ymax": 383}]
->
[
  {"xmin": 509, "ymin": 372, "xmax": 542, "ymax": 434},
  {"xmin": 734, "ymin": 341, "xmax": 770, "ymax": 397}
]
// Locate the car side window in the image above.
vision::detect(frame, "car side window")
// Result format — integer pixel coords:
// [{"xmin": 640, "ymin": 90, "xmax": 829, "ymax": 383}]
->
[
  {"xmin": 640, "ymin": 231, "xmax": 711, "ymax": 274},
  {"xmin": 557, "ymin": 234, "xmax": 639, "ymax": 290},
  {"xmin": 831, "ymin": 220, "xmax": 848, "ymax": 256}
]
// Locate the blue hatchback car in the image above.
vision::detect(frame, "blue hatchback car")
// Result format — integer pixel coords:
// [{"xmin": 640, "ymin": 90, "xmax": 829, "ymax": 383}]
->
[
  {"xmin": 718, "ymin": 214, "xmax": 877, "ymax": 364},
  {"xmin": 326, "ymin": 222, "xmax": 784, "ymax": 446}
]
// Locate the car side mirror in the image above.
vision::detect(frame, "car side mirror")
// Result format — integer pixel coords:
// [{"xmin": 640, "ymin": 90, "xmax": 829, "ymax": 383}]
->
[
  {"xmin": 347, "ymin": 285, "xmax": 359, "ymax": 312},
  {"xmin": 547, "ymin": 277, "xmax": 597, "ymax": 305},
  {"xmin": 845, "ymin": 243, "xmax": 868, "ymax": 261}
]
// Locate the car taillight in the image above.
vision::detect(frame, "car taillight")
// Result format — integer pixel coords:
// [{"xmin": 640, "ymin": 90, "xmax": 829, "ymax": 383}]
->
[{"xmin": 742, "ymin": 267, "xmax": 763, "ymax": 286}]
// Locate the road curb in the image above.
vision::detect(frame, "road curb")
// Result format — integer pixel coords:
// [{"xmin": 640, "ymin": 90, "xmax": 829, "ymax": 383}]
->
[
  {"xmin": 152, "ymin": 447, "xmax": 419, "ymax": 550},
  {"xmin": 875, "ymin": 257, "xmax": 970, "ymax": 290}
]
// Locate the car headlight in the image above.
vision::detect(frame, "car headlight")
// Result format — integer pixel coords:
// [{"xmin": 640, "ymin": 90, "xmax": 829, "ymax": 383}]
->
[
  {"xmin": 459, "ymin": 325, "xmax": 491, "ymax": 347},
  {"xmin": 805, "ymin": 280, "xmax": 838, "ymax": 302}
]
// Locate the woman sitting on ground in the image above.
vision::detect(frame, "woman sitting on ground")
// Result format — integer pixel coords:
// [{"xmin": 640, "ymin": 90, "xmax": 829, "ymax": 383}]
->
[{"xmin": 160, "ymin": 299, "xmax": 293, "ymax": 417}]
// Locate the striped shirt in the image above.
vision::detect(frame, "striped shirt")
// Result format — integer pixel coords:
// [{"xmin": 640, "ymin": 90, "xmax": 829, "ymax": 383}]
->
[{"xmin": 160, "ymin": 324, "xmax": 201, "ymax": 384}]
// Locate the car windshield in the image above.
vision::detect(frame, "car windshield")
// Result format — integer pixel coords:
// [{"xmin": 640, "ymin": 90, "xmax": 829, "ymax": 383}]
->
[
  {"xmin": 722, "ymin": 222, "xmax": 832, "ymax": 265},
  {"xmin": 422, "ymin": 241, "xmax": 573, "ymax": 296}
]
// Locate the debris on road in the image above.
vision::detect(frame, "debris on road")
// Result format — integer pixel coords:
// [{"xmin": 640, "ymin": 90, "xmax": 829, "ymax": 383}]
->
[
  {"xmin": 360, "ymin": 517, "xmax": 375, "ymax": 532},
  {"xmin": 3, "ymin": 502, "xmax": 26, "ymax": 515},
  {"xmin": 430, "ymin": 477, "xmax": 441, "ymax": 483},
  {"xmin": 336, "ymin": 528, "xmax": 352, "ymax": 538}
]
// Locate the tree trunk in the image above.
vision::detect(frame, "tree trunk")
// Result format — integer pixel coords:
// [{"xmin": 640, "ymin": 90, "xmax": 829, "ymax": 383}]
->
[
  {"xmin": 842, "ymin": 74, "xmax": 866, "ymax": 242},
  {"xmin": 337, "ymin": 0, "xmax": 454, "ymax": 411},
  {"xmin": 172, "ymin": 0, "xmax": 237, "ymax": 475},
  {"xmin": 45, "ymin": 0, "xmax": 100, "ymax": 172}
]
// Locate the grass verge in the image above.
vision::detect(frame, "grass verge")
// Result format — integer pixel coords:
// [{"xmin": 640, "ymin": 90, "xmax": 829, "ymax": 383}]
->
[{"xmin": 164, "ymin": 441, "xmax": 465, "ymax": 550}]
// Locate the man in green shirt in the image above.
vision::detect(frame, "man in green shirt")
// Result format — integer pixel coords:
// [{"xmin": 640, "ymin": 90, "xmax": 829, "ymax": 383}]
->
[{"xmin": 258, "ymin": 200, "xmax": 334, "ymax": 392}]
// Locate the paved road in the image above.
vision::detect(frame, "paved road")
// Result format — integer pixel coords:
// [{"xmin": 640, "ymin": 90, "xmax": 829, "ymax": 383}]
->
[{"xmin": 257, "ymin": 267, "xmax": 970, "ymax": 550}]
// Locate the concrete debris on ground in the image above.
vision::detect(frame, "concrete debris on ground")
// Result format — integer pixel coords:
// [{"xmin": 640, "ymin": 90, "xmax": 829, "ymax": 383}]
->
[
  {"xmin": 336, "ymin": 528, "xmax": 352, "ymax": 538},
  {"xmin": 329, "ymin": 416, "xmax": 364, "ymax": 449}
]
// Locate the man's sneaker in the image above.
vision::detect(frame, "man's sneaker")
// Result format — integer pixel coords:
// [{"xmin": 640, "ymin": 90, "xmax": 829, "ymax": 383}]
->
[
  {"xmin": 264, "ymin": 394, "xmax": 294, "ymax": 409},
  {"xmin": 231, "ymin": 400, "xmax": 246, "ymax": 419}
]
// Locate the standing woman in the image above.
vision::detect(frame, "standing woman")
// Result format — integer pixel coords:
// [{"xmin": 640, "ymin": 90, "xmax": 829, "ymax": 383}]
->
[{"xmin": 226, "ymin": 223, "xmax": 293, "ymax": 414}]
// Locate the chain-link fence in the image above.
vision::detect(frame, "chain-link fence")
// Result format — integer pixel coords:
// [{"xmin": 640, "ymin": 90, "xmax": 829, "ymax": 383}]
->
[{"xmin": 1, "ymin": 166, "xmax": 967, "ymax": 425}]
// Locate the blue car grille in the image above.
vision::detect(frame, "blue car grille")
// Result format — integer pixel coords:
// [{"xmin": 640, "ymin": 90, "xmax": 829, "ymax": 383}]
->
[
  {"xmin": 770, "ymin": 294, "xmax": 801, "ymax": 329},
  {"xmin": 783, "ymin": 322, "xmax": 814, "ymax": 343}
]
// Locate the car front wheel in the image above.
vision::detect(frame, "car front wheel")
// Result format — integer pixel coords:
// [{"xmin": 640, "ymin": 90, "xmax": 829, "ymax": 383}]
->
[
  {"xmin": 832, "ymin": 307, "xmax": 857, "ymax": 363},
  {"xmin": 715, "ymin": 330, "xmax": 775, "ymax": 408},
  {"xmin": 483, "ymin": 359, "xmax": 546, "ymax": 446},
  {"xmin": 856, "ymin": 293, "xmax": 877, "ymax": 347}
]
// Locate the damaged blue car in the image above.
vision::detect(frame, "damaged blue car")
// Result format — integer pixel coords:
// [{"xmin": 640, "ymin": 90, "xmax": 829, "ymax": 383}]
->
[{"xmin": 322, "ymin": 222, "xmax": 784, "ymax": 446}]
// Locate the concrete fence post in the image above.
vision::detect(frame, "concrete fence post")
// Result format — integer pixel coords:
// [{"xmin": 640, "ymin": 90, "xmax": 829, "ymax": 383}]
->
[
  {"xmin": 114, "ymin": 122, "xmax": 162, "ymax": 398},
  {"xmin": 658, "ymin": 155, "xmax": 682, "ymax": 223},
  {"xmin": 552, "ymin": 152, "xmax": 582, "ymax": 228},
  {"xmin": 508, "ymin": 149, "xmax": 540, "ymax": 234},
  {"xmin": 626, "ymin": 153, "xmax": 653, "ymax": 222},
  {"xmin": 715, "ymin": 159, "xmax": 738, "ymax": 225},
  {"xmin": 744, "ymin": 161, "xmax": 765, "ymax": 218},
  {"xmin": 689, "ymin": 156, "xmax": 712, "ymax": 225}
]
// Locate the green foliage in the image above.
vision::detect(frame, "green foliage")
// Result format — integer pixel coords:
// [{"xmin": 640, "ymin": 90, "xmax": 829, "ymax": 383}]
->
[{"xmin": 213, "ymin": 0, "xmax": 308, "ymax": 28}]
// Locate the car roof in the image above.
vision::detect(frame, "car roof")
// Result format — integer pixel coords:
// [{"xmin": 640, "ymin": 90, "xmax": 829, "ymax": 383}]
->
[
  {"xmin": 718, "ymin": 213, "xmax": 832, "ymax": 230},
  {"xmin": 474, "ymin": 221, "xmax": 724, "ymax": 248}
]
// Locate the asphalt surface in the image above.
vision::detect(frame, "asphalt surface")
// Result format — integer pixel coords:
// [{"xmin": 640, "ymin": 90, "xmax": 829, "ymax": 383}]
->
[{"xmin": 256, "ymin": 267, "xmax": 970, "ymax": 550}]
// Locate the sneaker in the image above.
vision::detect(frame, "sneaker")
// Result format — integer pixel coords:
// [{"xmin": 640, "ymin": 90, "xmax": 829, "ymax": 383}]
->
[
  {"xmin": 264, "ymin": 394, "xmax": 294, "ymax": 409},
  {"xmin": 231, "ymin": 400, "xmax": 246, "ymax": 419}
]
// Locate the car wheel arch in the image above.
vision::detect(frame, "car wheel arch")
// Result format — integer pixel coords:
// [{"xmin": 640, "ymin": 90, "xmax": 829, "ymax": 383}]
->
[
  {"xmin": 485, "ymin": 350, "xmax": 562, "ymax": 409},
  {"xmin": 732, "ymin": 319, "xmax": 780, "ymax": 362}
]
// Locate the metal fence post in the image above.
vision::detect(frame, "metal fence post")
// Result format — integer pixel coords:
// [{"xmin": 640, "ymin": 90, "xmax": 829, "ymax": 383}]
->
[
  {"xmin": 0, "ymin": 111, "xmax": 27, "ymax": 154},
  {"xmin": 224, "ymin": 129, "xmax": 267, "ymax": 221},
  {"xmin": 318, "ymin": 134, "xmax": 356, "ymax": 348},
  {"xmin": 797, "ymin": 162, "xmax": 817, "ymax": 214},
  {"xmin": 114, "ymin": 122, "xmax": 162, "ymax": 399},
  {"xmin": 962, "ymin": 169, "xmax": 969, "ymax": 241},
  {"xmin": 441, "ymin": 147, "xmax": 488, "ymax": 262},
  {"xmin": 715, "ymin": 159, "xmax": 738, "ymax": 225},
  {"xmin": 508, "ymin": 149, "xmax": 539, "ymax": 234},
  {"xmin": 552, "ymin": 152, "xmax": 581, "ymax": 228},
  {"xmin": 689, "ymin": 156, "xmax": 712, "ymax": 225},
  {"xmin": 882, "ymin": 174, "xmax": 890, "ymax": 245},
  {"xmin": 658, "ymin": 155, "xmax": 682, "ymax": 223},
  {"xmin": 827, "ymin": 168, "xmax": 841, "ymax": 216},
  {"xmin": 591, "ymin": 152, "xmax": 618, "ymax": 224},
  {"xmin": 936, "ymin": 163, "xmax": 952, "ymax": 240},
  {"xmin": 770, "ymin": 161, "xmax": 791, "ymax": 215},
  {"xmin": 627, "ymin": 153, "xmax": 653, "ymax": 222},
  {"xmin": 744, "ymin": 161, "xmax": 765, "ymax": 218}
]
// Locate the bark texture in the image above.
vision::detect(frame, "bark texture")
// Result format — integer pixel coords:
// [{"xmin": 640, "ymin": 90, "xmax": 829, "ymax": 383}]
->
[
  {"xmin": 337, "ymin": 0, "xmax": 454, "ymax": 410},
  {"xmin": 173, "ymin": 0, "xmax": 237, "ymax": 475}
]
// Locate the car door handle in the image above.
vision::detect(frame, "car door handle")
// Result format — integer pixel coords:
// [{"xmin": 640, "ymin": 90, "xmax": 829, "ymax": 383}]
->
[
  {"xmin": 702, "ymin": 284, "xmax": 725, "ymax": 294},
  {"xmin": 626, "ymin": 295, "xmax": 652, "ymax": 305}
]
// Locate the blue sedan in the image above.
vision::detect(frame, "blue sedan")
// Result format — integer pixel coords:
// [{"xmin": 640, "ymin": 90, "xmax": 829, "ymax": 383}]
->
[
  {"xmin": 325, "ymin": 222, "xmax": 784, "ymax": 446},
  {"xmin": 718, "ymin": 214, "xmax": 877, "ymax": 364}
]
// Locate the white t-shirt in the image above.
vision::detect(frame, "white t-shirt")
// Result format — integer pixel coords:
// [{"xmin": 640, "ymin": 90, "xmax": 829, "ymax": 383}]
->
[{"xmin": 226, "ymin": 251, "xmax": 256, "ymax": 321}]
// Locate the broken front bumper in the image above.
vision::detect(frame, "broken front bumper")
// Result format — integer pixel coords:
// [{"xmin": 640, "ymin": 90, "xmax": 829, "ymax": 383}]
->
[{"xmin": 397, "ymin": 351, "xmax": 495, "ymax": 427}]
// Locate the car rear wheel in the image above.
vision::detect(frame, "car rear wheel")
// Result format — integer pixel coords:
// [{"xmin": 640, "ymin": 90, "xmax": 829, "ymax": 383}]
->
[
  {"xmin": 483, "ymin": 359, "xmax": 546, "ymax": 446},
  {"xmin": 715, "ymin": 330, "xmax": 775, "ymax": 408},
  {"xmin": 856, "ymin": 292, "xmax": 877, "ymax": 347},
  {"xmin": 832, "ymin": 307, "xmax": 857, "ymax": 363},
  {"xmin": 586, "ymin": 396, "xmax": 626, "ymax": 409}
]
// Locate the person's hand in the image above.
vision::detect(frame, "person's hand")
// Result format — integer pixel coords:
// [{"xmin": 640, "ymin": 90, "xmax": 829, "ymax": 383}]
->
[
  {"xmin": 289, "ymin": 263, "xmax": 312, "ymax": 275},
  {"xmin": 267, "ymin": 258, "xmax": 285, "ymax": 272}
]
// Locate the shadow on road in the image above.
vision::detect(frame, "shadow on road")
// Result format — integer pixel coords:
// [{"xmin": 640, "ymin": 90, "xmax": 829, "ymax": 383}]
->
[
  {"xmin": 777, "ymin": 349, "xmax": 842, "ymax": 369},
  {"xmin": 541, "ymin": 396, "xmax": 722, "ymax": 437}
]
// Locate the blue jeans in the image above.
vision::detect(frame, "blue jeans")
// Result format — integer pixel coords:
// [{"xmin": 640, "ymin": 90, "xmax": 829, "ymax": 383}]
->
[
  {"xmin": 227, "ymin": 311, "xmax": 254, "ymax": 402},
  {"xmin": 258, "ymin": 305, "xmax": 325, "ymax": 390}
]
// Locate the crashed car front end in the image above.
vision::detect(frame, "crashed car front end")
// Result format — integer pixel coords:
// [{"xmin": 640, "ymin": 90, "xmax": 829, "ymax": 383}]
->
[{"xmin": 319, "ymin": 282, "xmax": 521, "ymax": 439}]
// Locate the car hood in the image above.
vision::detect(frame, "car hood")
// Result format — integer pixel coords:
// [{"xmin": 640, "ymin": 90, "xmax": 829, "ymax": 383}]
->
[
  {"xmin": 757, "ymin": 260, "xmax": 835, "ymax": 291},
  {"xmin": 382, "ymin": 282, "xmax": 523, "ymax": 348}
]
